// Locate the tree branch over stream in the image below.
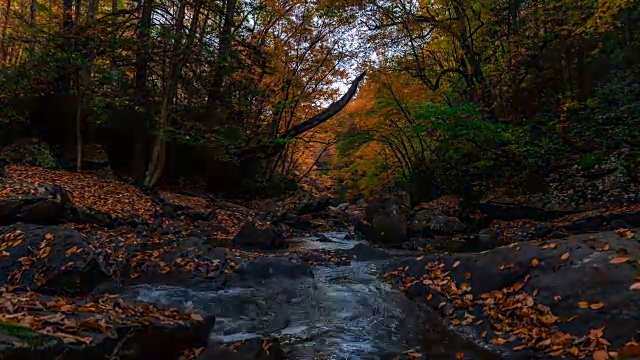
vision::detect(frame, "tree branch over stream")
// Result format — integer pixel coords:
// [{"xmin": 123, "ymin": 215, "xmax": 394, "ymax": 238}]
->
[{"xmin": 238, "ymin": 71, "xmax": 367, "ymax": 160}]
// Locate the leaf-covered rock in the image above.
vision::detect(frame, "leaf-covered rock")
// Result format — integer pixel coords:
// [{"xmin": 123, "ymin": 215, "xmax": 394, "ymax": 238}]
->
[
  {"xmin": 0, "ymin": 290, "xmax": 214, "ymax": 360},
  {"xmin": 0, "ymin": 224, "xmax": 110, "ymax": 296},
  {"xmin": 385, "ymin": 230, "xmax": 640, "ymax": 359}
]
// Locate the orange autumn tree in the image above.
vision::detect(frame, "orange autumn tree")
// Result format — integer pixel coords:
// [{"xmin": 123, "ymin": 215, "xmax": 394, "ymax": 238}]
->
[{"xmin": 327, "ymin": 0, "xmax": 640, "ymax": 201}]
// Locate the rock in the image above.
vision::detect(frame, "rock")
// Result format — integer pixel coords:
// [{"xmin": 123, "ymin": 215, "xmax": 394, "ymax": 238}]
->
[
  {"xmin": 0, "ymin": 224, "xmax": 110, "ymax": 296},
  {"xmin": 232, "ymin": 222, "xmax": 287, "ymax": 250},
  {"xmin": 295, "ymin": 194, "xmax": 333, "ymax": 216},
  {"xmin": 236, "ymin": 255, "xmax": 312, "ymax": 280},
  {"xmin": 475, "ymin": 228, "xmax": 498, "ymax": 251},
  {"xmin": 371, "ymin": 213, "xmax": 408, "ymax": 244},
  {"xmin": 427, "ymin": 214, "xmax": 465, "ymax": 235},
  {"xmin": 403, "ymin": 238, "xmax": 433, "ymax": 252},
  {"xmin": 183, "ymin": 209, "xmax": 215, "ymax": 221},
  {"xmin": 408, "ymin": 210, "xmax": 435, "ymax": 238},
  {"xmin": 0, "ymin": 291, "xmax": 215, "ymax": 360},
  {"xmin": 389, "ymin": 230, "xmax": 640, "ymax": 358},
  {"xmin": 314, "ymin": 233, "xmax": 334, "ymax": 242},
  {"xmin": 475, "ymin": 219, "xmax": 552, "ymax": 249},
  {"xmin": 354, "ymin": 219, "xmax": 375, "ymax": 241},
  {"xmin": 365, "ymin": 192, "xmax": 410, "ymax": 223},
  {"xmin": 199, "ymin": 337, "xmax": 285, "ymax": 360},
  {"xmin": 0, "ymin": 180, "xmax": 75, "ymax": 225},
  {"xmin": 342, "ymin": 233, "xmax": 356, "ymax": 240},
  {"xmin": 72, "ymin": 206, "xmax": 115, "ymax": 227},
  {"xmin": 409, "ymin": 210, "xmax": 465, "ymax": 237},
  {"xmin": 478, "ymin": 198, "xmax": 574, "ymax": 221},
  {"xmin": 342, "ymin": 243, "xmax": 391, "ymax": 261},
  {"xmin": 332, "ymin": 202, "xmax": 350, "ymax": 212},
  {"xmin": 275, "ymin": 212, "xmax": 312, "ymax": 231},
  {"xmin": 553, "ymin": 204, "xmax": 640, "ymax": 234},
  {"xmin": 362, "ymin": 193, "xmax": 410, "ymax": 245},
  {"xmin": 0, "ymin": 137, "xmax": 59, "ymax": 169}
]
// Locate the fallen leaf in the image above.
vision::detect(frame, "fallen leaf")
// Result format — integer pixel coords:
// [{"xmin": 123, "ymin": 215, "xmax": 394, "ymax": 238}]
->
[
  {"xmin": 578, "ymin": 301, "xmax": 589, "ymax": 309},
  {"xmin": 44, "ymin": 233, "xmax": 54, "ymax": 240},
  {"xmin": 589, "ymin": 302, "xmax": 605, "ymax": 310},
  {"xmin": 455, "ymin": 352, "xmax": 464, "ymax": 359},
  {"xmin": 629, "ymin": 282, "xmax": 640, "ymax": 290},
  {"xmin": 615, "ymin": 228, "xmax": 635, "ymax": 238},
  {"xmin": 619, "ymin": 341, "xmax": 640, "ymax": 357},
  {"xmin": 610, "ymin": 256, "xmax": 630, "ymax": 264},
  {"xmin": 592, "ymin": 349, "xmax": 608, "ymax": 360},
  {"xmin": 531, "ymin": 258, "xmax": 539, "ymax": 267},
  {"xmin": 561, "ymin": 252, "xmax": 570, "ymax": 260},
  {"xmin": 452, "ymin": 260, "xmax": 460, "ymax": 268},
  {"xmin": 190, "ymin": 313, "xmax": 204, "ymax": 321}
]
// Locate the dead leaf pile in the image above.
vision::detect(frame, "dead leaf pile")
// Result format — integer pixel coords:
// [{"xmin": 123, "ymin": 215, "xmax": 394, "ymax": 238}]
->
[
  {"xmin": 0, "ymin": 179, "xmax": 43, "ymax": 199},
  {"xmin": 4, "ymin": 165, "xmax": 158, "ymax": 220}
]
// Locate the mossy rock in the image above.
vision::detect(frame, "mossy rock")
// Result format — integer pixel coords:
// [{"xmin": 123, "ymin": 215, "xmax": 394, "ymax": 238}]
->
[
  {"xmin": 0, "ymin": 138, "xmax": 59, "ymax": 169},
  {"xmin": 0, "ymin": 322, "xmax": 62, "ymax": 356}
]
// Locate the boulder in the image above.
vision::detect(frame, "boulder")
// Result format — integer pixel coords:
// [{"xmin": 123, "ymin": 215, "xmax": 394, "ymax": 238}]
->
[
  {"xmin": 274, "ymin": 212, "xmax": 312, "ymax": 231},
  {"xmin": 232, "ymin": 222, "xmax": 287, "ymax": 250},
  {"xmin": 0, "ymin": 224, "xmax": 110, "ymax": 296},
  {"xmin": 295, "ymin": 194, "xmax": 333, "ymax": 216},
  {"xmin": 0, "ymin": 137, "xmax": 59, "ymax": 169},
  {"xmin": 361, "ymin": 193, "xmax": 410, "ymax": 245},
  {"xmin": 387, "ymin": 230, "xmax": 640, "ymax": 359},
  {"xmin": 0, "ymin": 180, "xmax": 75, "ymax": 225}
]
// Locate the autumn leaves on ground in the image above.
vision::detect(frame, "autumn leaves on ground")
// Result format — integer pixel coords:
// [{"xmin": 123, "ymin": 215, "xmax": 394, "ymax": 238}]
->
[
  {"xmin": 1, "ymin": 163, "xmax": 640, "ymax": 360},
  {"xmin": 0, "ymin": 165, "xmax": 365, "ymax": 359}
]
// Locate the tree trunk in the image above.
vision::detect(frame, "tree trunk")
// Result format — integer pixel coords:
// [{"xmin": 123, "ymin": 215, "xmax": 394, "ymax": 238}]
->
[
  {"xmin": 74, "ymin": 0, "xmax": 81, "ymax": 22},
  {"xmin": 131, "ymin": 0, "xmax": 153, "ymax": 182},
  {"xmin": 29, "ymin": 0, "xmax": 36, "ymax": 25},
  {"xmin": 204, "ymin": 0, "xmax": 236, "ymax": 125},
  {"xmin": 75, "ymin": 73, "xmax": 83, "ymax": 171},
  {"xmin": 1, "ymin": 0, "xmax": 13, "ymax": 63},
  {"xmin": 144, "ymin": 0, "xmax": 202, "ymax": 187}
]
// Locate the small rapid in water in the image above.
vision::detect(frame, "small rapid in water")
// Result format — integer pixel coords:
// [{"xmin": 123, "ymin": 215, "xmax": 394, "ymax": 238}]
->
[{"xmin": 123, "ymin": 232, "xmax": 493, "ymax": 359}]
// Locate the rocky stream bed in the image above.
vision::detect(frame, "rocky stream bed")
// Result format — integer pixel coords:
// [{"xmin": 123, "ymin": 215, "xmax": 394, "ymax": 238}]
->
[{"xmin": 1, "ymin": 165, "xmax": 640, "ymax": 359}]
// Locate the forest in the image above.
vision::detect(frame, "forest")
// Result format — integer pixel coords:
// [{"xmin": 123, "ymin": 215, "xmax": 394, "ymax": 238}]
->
[
  {"xmin": 0, "ymin": 0, "xmax": 640, "ymax": 359},
  {"xmin": 0, "ymin": 0, "xmax": 635, "ymax": 200}
]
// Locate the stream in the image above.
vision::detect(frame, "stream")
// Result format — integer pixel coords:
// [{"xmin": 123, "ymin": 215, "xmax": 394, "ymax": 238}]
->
[{"xmin": 123, "ymin": 232, "xmax": 496, "ymax": 359}]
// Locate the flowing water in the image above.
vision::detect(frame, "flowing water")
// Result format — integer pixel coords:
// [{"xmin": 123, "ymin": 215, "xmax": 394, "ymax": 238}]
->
[{"xmin": 123, "ymin": 233, "xmax": 496, "ymax": 359}]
